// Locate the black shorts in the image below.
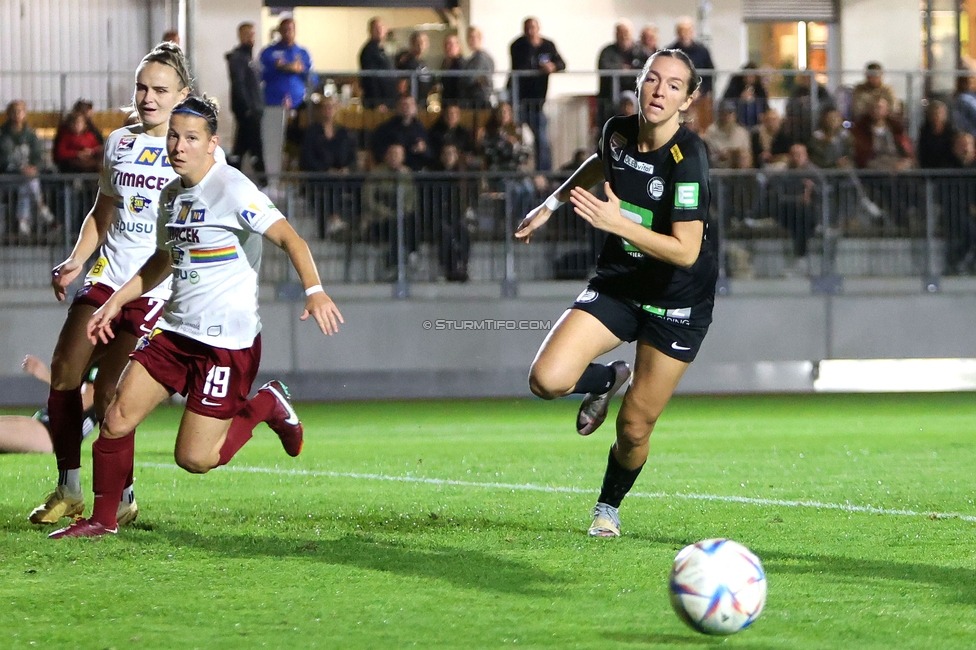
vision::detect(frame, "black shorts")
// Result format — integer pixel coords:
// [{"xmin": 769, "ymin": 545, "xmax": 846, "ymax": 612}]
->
[{"xmin": 571, "ymin": 287, "xmax": 709, "ymax": 362}]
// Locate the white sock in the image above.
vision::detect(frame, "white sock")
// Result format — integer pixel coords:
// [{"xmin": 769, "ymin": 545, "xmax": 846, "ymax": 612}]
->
[
  {"xmin": 121, "ymin": 485, "xmax": 135, "ymax": 505},
  {"xmin": 58, "ymin": 469, "xmax": 82, "ymax": 497}
]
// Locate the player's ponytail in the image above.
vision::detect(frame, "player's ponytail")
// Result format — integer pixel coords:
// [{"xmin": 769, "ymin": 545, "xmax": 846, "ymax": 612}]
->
[{"xmin": 172, "ymin": 95, "xmax": 219, "ymax": 135}]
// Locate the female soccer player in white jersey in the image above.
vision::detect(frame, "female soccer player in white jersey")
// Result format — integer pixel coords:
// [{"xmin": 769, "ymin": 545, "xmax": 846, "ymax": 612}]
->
[
  {"xmin": 515, "ymin": 50, "xmax": 716, "ymax": 538},
  {"xmin": 31, "ymin": 43, "xmax": 199, "ymax": 526},
  {"xmin": 50, "ymin": 96, "xmax": 343, "ymax": 539}
]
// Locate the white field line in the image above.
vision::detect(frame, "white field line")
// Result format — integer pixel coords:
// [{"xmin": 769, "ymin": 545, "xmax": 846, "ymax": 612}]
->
[{"xmin": 136, "ymin": 462, "xmax": 976, "ymax": 523}]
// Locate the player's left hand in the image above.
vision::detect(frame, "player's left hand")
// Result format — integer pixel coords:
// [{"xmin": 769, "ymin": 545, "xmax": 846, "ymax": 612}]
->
[
  {"xmin": 301, "ymin": 291, "xmax": 344, "ymax": 335},
  {"xmin": 571, "ymin": 183, "xmax": 625, "ymax": 234}
]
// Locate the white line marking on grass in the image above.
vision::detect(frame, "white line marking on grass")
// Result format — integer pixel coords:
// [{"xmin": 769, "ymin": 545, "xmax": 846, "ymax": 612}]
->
[{"xmin": 136, "ymin": 462, "xmax": 976, "ymax": 523}]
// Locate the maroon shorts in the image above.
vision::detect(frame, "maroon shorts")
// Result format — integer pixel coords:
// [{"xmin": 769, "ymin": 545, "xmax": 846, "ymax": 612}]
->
[
  {"xmin": 74, "ymin": 282, "xmax": 166, "ymax": 339},
  {"xmin": 130, "ymin": 329, "xmax": 261, "ymax": 420}
]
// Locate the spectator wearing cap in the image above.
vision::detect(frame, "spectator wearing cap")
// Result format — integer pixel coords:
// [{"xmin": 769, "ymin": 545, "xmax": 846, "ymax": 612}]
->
[
  {"xmin": 703, "ymin": 100, "xmax": 753, "ymax": 169},
  {"xmin": 851, "ymin": 62, "xmax": 898, "ymax": 120}
]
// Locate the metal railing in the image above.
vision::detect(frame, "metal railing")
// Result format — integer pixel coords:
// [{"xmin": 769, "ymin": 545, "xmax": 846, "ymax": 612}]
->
[{"xmin": 2, "ymin": 169, "xmax": 974, "ymax": 296}]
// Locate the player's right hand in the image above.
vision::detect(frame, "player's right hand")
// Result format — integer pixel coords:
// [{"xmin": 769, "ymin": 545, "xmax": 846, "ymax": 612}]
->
[
  {"xmin": 86, "ymin": 301, "xmax": 121, "ymax": 345},
  {"xmin": 51, "ymin": 259, "xmax": 83, "ymax": 301},
  {"xmin": 514, "ymin": 204, "xmax": 552, "ymax": 244}
]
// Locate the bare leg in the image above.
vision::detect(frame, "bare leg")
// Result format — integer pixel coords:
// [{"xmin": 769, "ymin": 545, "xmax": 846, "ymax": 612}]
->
[
  {"xmin": 173, "ymin": 411, "xmax": 234, "ymax": 474},
  {"xmin": 529, "ymin": 309, "xmax": 623, "ymax": 399},
  {"xmin": 0, "ymin": 417, "xmax": 54, "ymax": 454}
]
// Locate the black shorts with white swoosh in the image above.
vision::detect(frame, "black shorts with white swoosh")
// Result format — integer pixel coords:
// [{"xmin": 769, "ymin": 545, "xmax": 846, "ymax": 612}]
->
[{"xmin": 571, "ymin": 287, "xmax": 709, "ymax": 362}]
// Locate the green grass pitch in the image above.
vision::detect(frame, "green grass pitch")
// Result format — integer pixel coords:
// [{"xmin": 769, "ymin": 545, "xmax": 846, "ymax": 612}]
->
[{"xmin": 1, "ymin": 393, "xmax": 975, "ymax": 648}]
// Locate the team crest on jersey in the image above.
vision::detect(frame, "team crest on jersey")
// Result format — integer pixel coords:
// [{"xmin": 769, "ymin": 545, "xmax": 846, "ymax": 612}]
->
[
  {"xmin": 117, "ymin": 136, "xmax": 137, "ymax": 153},
  {"xmin": 609, "ymin": 133, "xmax": 627, "ymax": 161},
  {"xmin": 129, "ymin": 193, "xmax": 152, "ymax": 214},
  {"xmin": 190, "ymin": 209, "xmax": 206, "ymax": 223},
  {"xmin": 575, "ymin": 288, "xmax": 598, "ymax": 304},
  {"xmin": 647, "ymin": 177, "xmax": 665, "ymax": 200},
  {"xmin": 135, "ymin": 147, "xmax": 166, "ymax": 166},
  {"xmin": 171, "ymin": 247, "xmax": 185, "ymax": 265},
  {"xmin": 175, "ymin": 201, "xmax": 193, "ymax": 224}
]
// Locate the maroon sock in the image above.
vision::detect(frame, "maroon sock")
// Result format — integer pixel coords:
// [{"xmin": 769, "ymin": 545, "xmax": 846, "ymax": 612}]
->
[
  {"xmin": 91, "ymin": 434, "xmax": 134, "ymax": 528},
  {"xmin": 124, "ymin": 429, "xmax": 135, "ymax": 490},
  {"xmin": 217, "ymin": 392, "xmax": 278, "ymax": 466},
  {"xmin": 248, "ymin": 390, "xmax": 276, "ymax": 423},
  {"xmin": 47, "ymin": 387, "xmax": 84, "ymax": 471}
]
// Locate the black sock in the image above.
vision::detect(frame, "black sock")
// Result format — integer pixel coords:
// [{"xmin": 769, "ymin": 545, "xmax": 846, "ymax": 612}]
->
[
  {"xmin": 573, "ymin": 363, "xmax": 615, "ymax": 395},
  {"xmin": 597, "ymin": 447, "xmax": 644, "ymax": 508}
]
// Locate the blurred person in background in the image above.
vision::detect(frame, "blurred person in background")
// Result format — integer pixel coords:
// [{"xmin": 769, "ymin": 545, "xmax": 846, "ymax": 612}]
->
[
  {"xmin": 702, "ymin": 100, "xmax": 752, "ymax": 169},
  {"xmin": 463, "ymin": 26, "xmax": 495, "ymax": 109},
  {"xmin": 784, "ymin": 72, "xmax": 835, "ymax": 147},
  {"xmin": 395, "ymin": 31, "xmax": 434, "ymax": 107},
  {"xmin": 721, "ymin": 62, "xmax": 768, "ymax": 128},
  {"xmin": 300, "ymin": 94, "xmax": 357, "ymax": 238},
  {"xmin": 0, "ymin": 99, "xmax": 55, "ymax": 239},
  {"xmin": 425, "ymin": 143, "xmax": 474, "ymax": 282},
  {"xmin": 951, "ymin": 74, "xmax": 976, "ymax": 138},
  {"xmin": 226, "ymin": 21, "xmax": 265, "ymax": 175},
  {"xmin": 597, "ymin": 20, "xmax": 645, "ymax": 131},
  {"xmin": 371, "ymin": 94, "xmax": 431, "ymax": 171},
  {"xmin": 362, "ymin": 143, "xmax": 417, "ymax": 274},
  {"xmin": 852, "ymin": 97, "xmax": 914, "ymax": 171},
  {"xmin": 808, "ymin": 109, "xmax": 853, "ymax": 169},
  {"xmin": 750, "ymin": 108, "xmax": 791, "ymax": 169},
  {"xmin": 437, "ymin": 33, "xmax": 464, "ymax": 106},
  {"xmin": 638, "ymin": 24, "xmax": 659, "ymax": 60},
  {"xmin": 509, "ymin": 16, "xmax": 565, "ymax": 171},
  {"xmin": 770, "ymin": 143, "xmax": 821, "ymax": 265},
  {"xmin": 359, "ymin": 17, "xmax": 398, "ymax": 111},
  {"xmin": 666, "ymin": 17, "xmax": 714, "ymax": 130},
  {"xmin": 429, "ymin": 102, "xmax": 473, "ymax": 165},
  {"xmin": 941, "ymin": 131, "xmax": 976, "ymax": 273},
  {"xmin": 916, "ymin": 100, "xmax": 958, "ymax": 169},
  {"xmin": 851, "ymin": 62, "xmax": 899, "ymax": 120},
  {"xmin": 617, "ymin": 90, "xmax": 638, "ymax": 117},
  {"xmin": 53, "ymin": 111, "xmax": 104, "ymax": 173}
]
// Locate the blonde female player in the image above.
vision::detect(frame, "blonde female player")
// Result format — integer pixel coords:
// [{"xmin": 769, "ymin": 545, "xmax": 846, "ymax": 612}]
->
[
  {"xmin": 31, "ymin": 43, "xmax": 206, "ymax": 526},
  {"xmin": 515, "ymin": 50, "xmax": 716, "ymax": 538},
  {"xmin": 50, "ymin": 96, "xmax": 343, "ymax": 538}
]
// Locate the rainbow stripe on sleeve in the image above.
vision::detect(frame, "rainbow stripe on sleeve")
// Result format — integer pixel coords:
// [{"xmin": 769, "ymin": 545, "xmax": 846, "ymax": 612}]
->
[{"xmin": 190, "ymin": 246, "xmax": 238, "ymax": 263}]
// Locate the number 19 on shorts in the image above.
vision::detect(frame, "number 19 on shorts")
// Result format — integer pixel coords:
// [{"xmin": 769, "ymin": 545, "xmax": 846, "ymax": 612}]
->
[{"xmin": 203, "ymin": 365, "xmax": 231, "ymax": 398}]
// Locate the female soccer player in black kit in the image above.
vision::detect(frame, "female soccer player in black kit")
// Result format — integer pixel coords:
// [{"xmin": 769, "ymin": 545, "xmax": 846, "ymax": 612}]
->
[{"xmin": 515, "ymin": 49, "xmax": 716, "ymax": 538}]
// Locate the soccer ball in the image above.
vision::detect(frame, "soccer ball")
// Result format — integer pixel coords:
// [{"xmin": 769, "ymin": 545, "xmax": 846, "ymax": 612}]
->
[{"xmin": 668, "ymin": 538, "xmax": 766, "ymax": 635}]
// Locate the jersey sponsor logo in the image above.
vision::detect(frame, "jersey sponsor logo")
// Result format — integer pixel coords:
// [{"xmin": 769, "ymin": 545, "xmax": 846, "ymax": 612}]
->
[
  {"xmin": 647, "ymin": 177, "xmax": 665, "ymax": 200},
  {"xmin": 609, "ymin": 132, "xmax": 627, "ymax": 161},
  {"xmin": 175, "ymin": 269, "xmax": 201, "ymax": 284},
  {"xmin": 675, "ymin": 183, "xmax": 700, "ymax": 208},
  {"xmin": 89, "ymin": 256, "xmax": 108, "ymax": 277},
  {"xmin": 642, "ymin": 304, "xmax": 691, "ymax": 324},
  {"xmin": 670, "ymin": 144, "xmax": 684, "ymax": 164},
  {"xmin": 623, "ymin": 155, "xmax": 654, "ymax": 174},
  {"xmin": 671, "ymin": 342, "xmax": 692, "ymax": 351},
  {"xmin": 201, "ymin": 398, "xmax": 223, "ymax": 407},
  {"xmin": 575, "ymin": 288, "xmax": 598, "ymax": 304},
  {"xmin": 114, "ymin": 220, "xmax": 154, "ymax": 234},
  {"xmin": 190, "ymin": 245, "xmax": 238, "ymax": 263},
  {"xmin": 168, "ymin": 227, "xmax": 201, "ymax": 243},
  {"xmin": 619, "ymin": 200, "xmax": 654, "ymax": 256},
  {"xmin": 135, "ymin": 147, "xmax": 166, "ymax": 166},
  {"xmin": 174, "ymin": 201, "xmax": 193, "ymax": 224},
  {"xmin": 240, "ymin": 202, "xmax": 261, "ymax": 223},
  {"xmin": 112, "ymin": 170, "xmax": 171, "ymax": 190},
  {"xmin": 190, "ymin": 208, "xmax": 206, "ymax": 223},
  {"xmin": 128, "ymin": 193, "xmax": 152, "ymax": 214}
]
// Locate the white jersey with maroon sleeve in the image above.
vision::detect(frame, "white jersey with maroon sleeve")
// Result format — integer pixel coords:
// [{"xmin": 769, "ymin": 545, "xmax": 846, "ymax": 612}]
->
[
  {"xmin": 86, "ymin": 124, "xmax": 225, "ymax": 300},
  {"xmin": 154, "ymin": 161, "xmax": 284, "ymax": 350}
]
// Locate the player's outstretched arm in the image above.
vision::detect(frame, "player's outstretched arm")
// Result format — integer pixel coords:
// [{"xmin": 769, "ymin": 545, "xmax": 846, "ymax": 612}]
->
[
  {"xmin": 515, "ymin": 154, "xmax": 604, "ymax": 243},
  {"xmin": 51, "ymin": 192, "xmax": 117, "ymax": 301},
  {"xmin": 86, "ymin": 248, "xmax": 172, "ymax": 345},
  {"xmin": 264, "ymin": 219, "xmax": 344, "ymax": 336}
]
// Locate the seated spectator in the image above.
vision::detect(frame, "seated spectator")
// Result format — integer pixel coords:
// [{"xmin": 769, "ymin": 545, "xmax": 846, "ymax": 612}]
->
[
  {"xmin": 771, "ymin": 143, "xmax": 821, "ymax": 263},
  {"xmin": 851, "ymin": 62, "xmax": 899, "ymax": 120},
  {"xmin": 395, "ymin": 31, "xmax": 433, "ymax": 107},
  {"xmin": 53, "ymin": 111, "xmax": 103, "ymax": 173},
  {"xmin": 808, "ymin": 109, "xmax": 854, "ymax": 169},
  {"xmin": 917, "ymin": 100, "xmax": 958, "ymax": 169},
  {"xmin": 941, "ymin": 131, "xmax": 976, "ymax": 273},
  {"xmin": 952, "ymin": 130, "xmax": 976, "ymax": 168},
  {"xmin": 722, "ymin": 62, "xmax": 769, "ymax": 128},
  {"xmin": 476, "ymin": 101, "xmax": 535, "ymax": 177},
  {"xmin": 361, "ymin": 143, "xmax": 417, "ymax": 271},
  {"xmin": 0, "ymin": 100, "xmax": 54, "ymax": 239},
  {"xmin": 952, "ymin": 73, "xmax": 976, "ymax": 138},
  {"xmin": 425, "ymin": 144, "xmax": 474, "ymax": 282},
  {"xmin": 617, "ymin": 90, "xmax": 638, "ymax": 117},
  {"xmin": 437, "ymin": 33, "xmax": 465, "ymax": 106},
  {"xmin": 784, "ymin": 72, "xmax": 835, "ymax": 146},
  {"xmin": 300, "ymin": 94, "xmax": 358, "ymax": 238},
  {"xmin": 462, "ymin": 26, "xmax": 495, "ymax": 109},
  {"xmin": 53, "ymin": 99, "xmax": 103, "ymax": 151},
  {"xmin": 703, "ymin": 100, "xmax": 753, "ymax": 169},
  {"xmin": 370, "ymin": 94, "xmax": 431, "ymax": 171},
  {"xmin": 851, "ymin": 97, "xmax": 914, "ymax": 170},
  {"xmin": 428, "ymin": 102, "xmax": 473, "ymax": 164},
  {"xmin": 750, "ymin": 108, "xmax": 791, "ymax": 169}
]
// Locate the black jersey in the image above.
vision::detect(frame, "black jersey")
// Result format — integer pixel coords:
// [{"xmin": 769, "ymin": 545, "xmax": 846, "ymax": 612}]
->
[{"xmin": 589, "ymin": 116, "xmax": 717, "ymax": 324}]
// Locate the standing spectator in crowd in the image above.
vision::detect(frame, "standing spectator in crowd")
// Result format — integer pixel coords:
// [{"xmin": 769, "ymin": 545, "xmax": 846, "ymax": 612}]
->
[
  {"xmin": 751, "ymin": 108, "xmax": 791, "ymax": 169},
  {"xmin": 360, "ymin": 17, "xmax": 398, "ymax": 111},
  {"xmin": 362, "ymin": 143, "xmax": 417, "ymax": 273},
  {"xmin": 53, "ymin": 111, "xmax": 103, "ymax": 173},
  {"xmin": 260, "ymin": 16, "xmax": 314, "ymax": 184},
  {"xmin": 0, "ymin": 100, "xmax": 54, "ymax": 239},
  {"xmin": 784, "ymin": 72, "xmax": 835, "ymax": 147},
  {"xmin": 227, "ymin": 21, "xmax": 265, "ymax": 174},
  {"xmin": 771, "ymin": 143, "xmax": 821, "ymax": 264},
  {"xmin": 425, "ymin": 144, "xmax": 473, "ymax": 282},
  {"xmin": 371, "ymin": 94, "xmax": 431, "ymax": 171},
  {"xmin": 300, "ymin": 94, "xmax": 357, "ymax": 238},
  {"xmin": 852, "ymin": 97, "xmax": 914, "ymax": 170},
  {"xmin": 702, "ymin": 100, "xmax": 752, "ymax": 169},
  {"xmin": 509, "ymin": 16, "xmax": 565, "ymax": 171},
  {"xmin": 429, "ymin": 102, "xmax": 473, "ymax": 164},
  {"xmin": 396, "ymin": 31, "xmax": 434, "ymax": 107},
  {"xmin": 638, "ymin": 24, "xmax": 659, "ymax": 60},
  {"xmin": 437, "ymin": 33, "xmax": 465, "ymax": 106},
  {"xmin": 809, "ymin": 109, "xmax": 853, "ymax": 169},
  {"xmin": 917, "ymin": 100, "xmax": 958, "ymax": 169},
  {"xmin": 722, "ymin": 62, "xmax": 768, "ymax": 128},
  {"xmin": 667, "ymin": 17, "xmax": 715, "ymax": 129},
  {"xmin": 161, "ymin": 29, "xmax": 180, "ymax": 45},
  {"xmin": 463, "ymin": 26, "xmax": 495, "ymax": 109},
  {"xmin": 851, "ymin": 62, "xmax": 898, "ymax": 120},
  {"xmin": 952, "ymin": 73, "xmax": 976, "ymax": 137},
  {"xmin": 596, "ymin": 20, "xmax": 645, "ymax": 130}
]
